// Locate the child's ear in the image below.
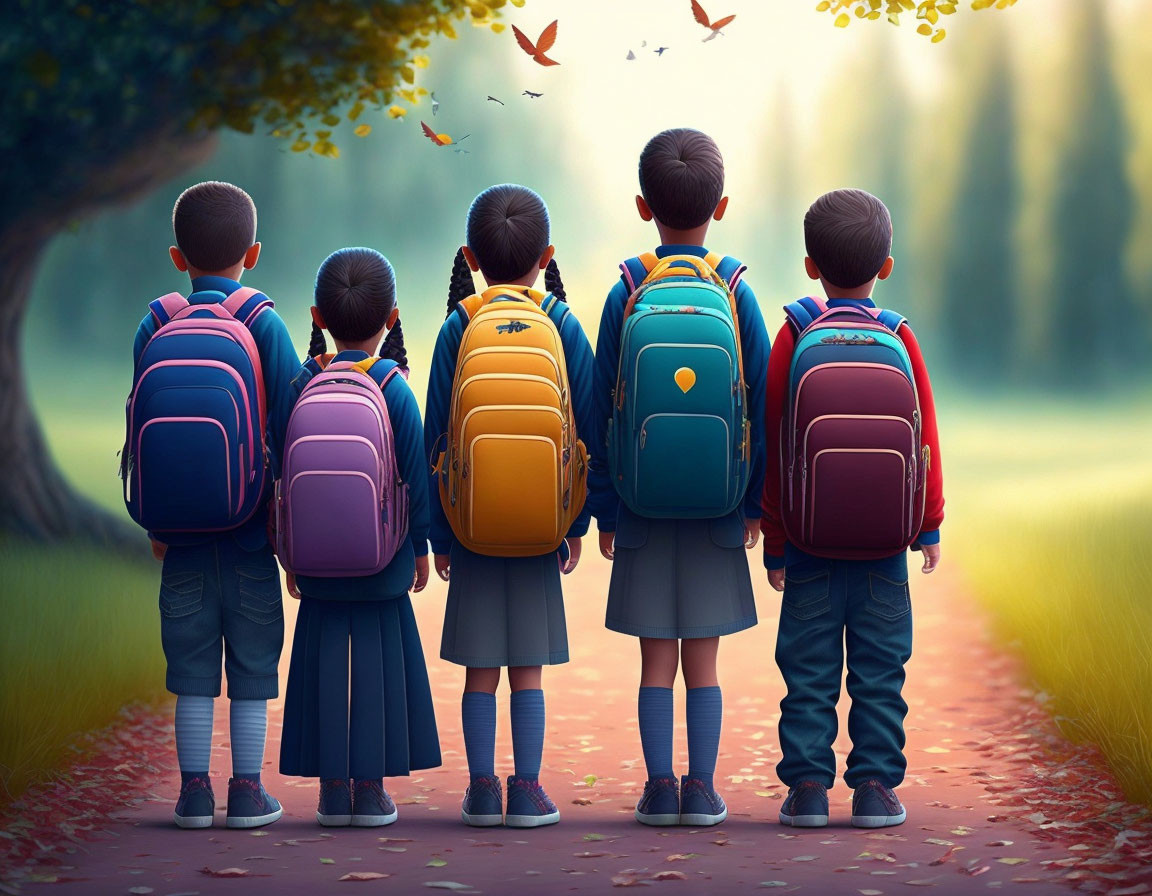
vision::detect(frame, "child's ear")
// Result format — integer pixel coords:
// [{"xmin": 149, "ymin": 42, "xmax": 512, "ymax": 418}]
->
[
  {"xmin": 310, "ymin": 306, "xmax": 327, "ymax": 330},
  {"xmin": 877, "ymin": 256, "xmax": 895, "ymax": 281},
  {"xmin": 804, "ymin": 257, "xmax": 822, "ymax": 282},
  {"xmin": 635, "ymin": 195, "xmax": 654, "ymax": 222},
  {"xmin": 713, "ymin": 196, "xmax": 729, "ymax": 221},
  {"xmin": 169, "ymin": 247, "xmax": 189, "ymax": 273},
  {"xmin": 538, "ymin": 245, "xmax": 556, "ymax": 270},
  {"xmin": 386, "ymin": 306, "xmax": 400, "ymax": 329},
  {"xmin": 461, "ymin": 246, "xmax": 481, "ymax": 273},
  {"xmin": 243, "ymin": 243, "xmax": 261, "ymax": 271}
]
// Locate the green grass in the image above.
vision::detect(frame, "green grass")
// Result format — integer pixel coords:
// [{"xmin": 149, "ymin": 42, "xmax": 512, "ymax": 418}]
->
[
  {"xmin": 946, "ymin": 399, "xmax": 1152, "ymax": 805},
  {"xmin": 0, "ymin": 538, "xmax": 164, "ymax": 804}
]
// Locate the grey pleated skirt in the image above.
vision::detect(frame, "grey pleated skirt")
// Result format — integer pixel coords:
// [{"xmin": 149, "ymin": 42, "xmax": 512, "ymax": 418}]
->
[
  {"xmin": 606, "ymin": 509, "xmax": 758, "ymax": 639},
  {"xmin": 440, "ymin": 542, "xmax": 569, "ymax": 668}
]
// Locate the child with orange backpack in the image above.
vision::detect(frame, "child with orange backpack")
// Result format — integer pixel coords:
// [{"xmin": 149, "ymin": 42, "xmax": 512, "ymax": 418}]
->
[
  {"xmin": 424, "ymin": 184, "xmax": 596, "ymax": 828},
  {"xmin": 762, "ymin": 189, "xmax": 944, "ymax": 829}
]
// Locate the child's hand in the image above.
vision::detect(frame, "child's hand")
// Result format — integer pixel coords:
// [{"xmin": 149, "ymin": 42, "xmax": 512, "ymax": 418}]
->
[
  {"xmin": 285, "ymin": 571, "xmax": 301, "ymax": 599},
  {"xmin": 599, "ymin": 531, "xmax": 615, "ymax": 561},
  {"xmin": 745, "ymin": 519, "xmax": 760, "ymax": 549},
  {"xmin": 412, "ymin": 554, "xmax": 430, "ymax": 593},
  {"xmin": 561, "ymin": 537, "xmax": 581, "ymax": 574},
  {"xmin": 919, "ymin": 543, "xmax": 941, "ymax": 574},
  {"xmin": 434, "ymin": 554, "xmax": 451, "ymax": 581},
  {"xmin": 150, "ymin": 539, "xmax": 167, "ymax": 562},
  {"xmin": 767, "ymin": 568, "xmax": 785, "ymax": 592}
]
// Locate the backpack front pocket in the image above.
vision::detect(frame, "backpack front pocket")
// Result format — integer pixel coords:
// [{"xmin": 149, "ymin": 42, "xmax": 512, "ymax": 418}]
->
[
  {"xmin": 285, "ymin": 470, "xmax": 383, "ymax": 576},
  {"xmin": 633, "ymin": 413, "xmax": 731, "ymax": 516},
  {"xmin": 466, "ymin": 433, "xmax": 560, "ymax": 553},
  {"xmin": 805, "ymin": 448, "xmax": 908, "ymax": 553},
  {"xmin": 138, "ymin": 416, "xmax": 234, "ymax": 531}
]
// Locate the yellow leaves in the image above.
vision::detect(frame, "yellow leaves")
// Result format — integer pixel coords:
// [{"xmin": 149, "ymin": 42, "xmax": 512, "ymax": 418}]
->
[
  {"xmin": 388, "ymin": 105, "xmax": 408, "ymax": 118},
  {"xmin": 411, "ymin": 54, "xmax": 430, "ymax": 69},
  {"xmin": 313, "ymin": 140, "xmax": 339, "ymax": 159},
  {"xmin": 347, "ymin": 101, "xmax": 364, "ymax": 121},
  {"xmin": 490, "ymin": 22, "xmax": 506, "ymax": 33},
  {"xmin": 816, "ymin": 0, "xmax": 1014, "ymax": 39},
  {"xmin": 354, "ymin": 124, "xmax": 371, "ymax": 137},
  {"xmin": 321, "ymin": 113, "xmax": 340, "ymax": 127},
  {"xmin": 290, "ymin": 139, "xmax": 311, "ymax": 152}
]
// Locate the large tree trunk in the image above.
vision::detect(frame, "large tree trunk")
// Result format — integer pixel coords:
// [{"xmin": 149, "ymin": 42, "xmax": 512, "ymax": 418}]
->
[{"xmin": 0, "ymin": 133, "xmax": 216, "ymax": 550}]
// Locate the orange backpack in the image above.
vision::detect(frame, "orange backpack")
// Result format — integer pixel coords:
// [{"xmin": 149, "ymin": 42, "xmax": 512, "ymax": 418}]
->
[{"xmin": 435, "ymin": 286, "xmax": 587, "ymax": 557}]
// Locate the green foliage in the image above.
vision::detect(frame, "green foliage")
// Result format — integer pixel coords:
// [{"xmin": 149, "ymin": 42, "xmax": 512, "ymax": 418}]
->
[
  {"xmin": 816, "ymin": 0, "xmax": 1019, "ymax": 41},
  {"xmin": 0, "ymin": 537, "xmax": 163, "ymax": 803}
]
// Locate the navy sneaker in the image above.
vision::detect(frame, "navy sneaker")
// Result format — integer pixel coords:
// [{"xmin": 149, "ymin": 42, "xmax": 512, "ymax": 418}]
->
[
  {"xmin": 225, "ymin": 776, "xmax": 283, "ymax": 829},
  {"xmin": 505, "ymin": 776, "xmax": 560, "ymax": 828},
  {"xmin": 174, "ymin": 775, "xmax": 214, "ymax": 829},
  {"xmin": 779, "ymin": 780, "xmax": 829, "ymax": 827},
  {"xmin": 352, "ymin": 779, "xmax": 398, "ymax": 827},
  {"xmin": 679, "ymin": 776, "xmax": 727, "ymax": 826},
  {"xmin": 461, "ymin": 775, "xmax": 503, "ymax": 827},
  {"xmin": 635, "ymin": 776, "xmax": 680, "ymax": 827},
  {"xmin": 851, "ymin": 779, "xmax": 906, "ymax": 828},
  {"xmin": 317, "ymin": 778, "xmax": 353, "ymax": 827}
]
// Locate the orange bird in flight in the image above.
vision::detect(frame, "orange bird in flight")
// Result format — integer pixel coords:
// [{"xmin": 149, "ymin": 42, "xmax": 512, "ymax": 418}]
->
[
  {"xmin": 421, "ymin": 121, "xmax": 468, "ymax": 146},
  {"xmin": 691, "ymin": 0, "xmax": 735, "ymax": 41},
  {"xmin": 511, "ymin": 19, "xmax": 560, "ymax": 66}
]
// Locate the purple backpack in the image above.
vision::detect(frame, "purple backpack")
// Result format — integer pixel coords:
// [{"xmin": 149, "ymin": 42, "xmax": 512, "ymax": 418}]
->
[
  {"xmin": 276, "ymin": 356, "xmax": 409, "ymax": 577},
  {"xmin": 781, "ymin": 297, "xmax": 926, "ymax": 560}
]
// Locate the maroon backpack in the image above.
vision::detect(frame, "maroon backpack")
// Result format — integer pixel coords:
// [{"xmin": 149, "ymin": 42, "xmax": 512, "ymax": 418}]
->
[{"xmin": 781, "ymin": 297, "xmax": 927, "ymax": 560}]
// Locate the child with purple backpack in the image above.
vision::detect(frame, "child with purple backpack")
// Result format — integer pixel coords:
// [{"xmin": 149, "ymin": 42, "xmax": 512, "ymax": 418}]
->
[{"xmin": 276, "ymin": 247, "xmax": 440, "ymax": 827}]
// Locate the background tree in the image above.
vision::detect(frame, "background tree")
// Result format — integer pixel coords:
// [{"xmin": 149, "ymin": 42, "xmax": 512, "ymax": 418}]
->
[{"xmin": 0, "ymin": 0, "xmax": 498, "ymax": 544}]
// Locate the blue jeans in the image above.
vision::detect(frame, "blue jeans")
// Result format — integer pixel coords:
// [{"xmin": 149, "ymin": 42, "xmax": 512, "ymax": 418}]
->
[
  {"xmin": 775, "ymin": 549, "xmax": 912, "ymax": 790},
  {"xmin": 159, "ymin": 538, "xmax": 284, "ymax": 699}
]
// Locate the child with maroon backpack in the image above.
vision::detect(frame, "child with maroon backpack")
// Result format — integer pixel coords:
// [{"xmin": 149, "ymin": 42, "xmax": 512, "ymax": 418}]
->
[{"xmin": 760, "ymin": 189, "xmax": 944, "ymax": 829}]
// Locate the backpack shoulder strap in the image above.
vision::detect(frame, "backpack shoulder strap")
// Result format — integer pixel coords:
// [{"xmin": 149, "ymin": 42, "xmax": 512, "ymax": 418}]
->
[
  {"xmin": 222, "ymin": 286, "xmax": 273, "ymax": 327},
  {"xmin": 619, "ymin": 252, "xmax": 659, "ymax": 293},
  {"xmin": 148, "ymin": 292, "xmax": 188, "ymax": 327},
  {"xmin": 540, "ymin": 292, "xmax": 571, "ymax": 330},
  {"xmin": 783, "ymin": 296, "xmax": 829, "ymax": 334},
  {"xmin": 875, "ymin": 308, "xmax": 907, "ymax": 332},
  {"xmin": 363, "ymin": 357, "xmax": 406, "ymax": 390},
  {"xmin": 454, "ymin": 293, "xmax": 485, "ymax": 324},
  {"xmin": 705, "ymin": 253, "xmax": 748, "ymax": 292}
]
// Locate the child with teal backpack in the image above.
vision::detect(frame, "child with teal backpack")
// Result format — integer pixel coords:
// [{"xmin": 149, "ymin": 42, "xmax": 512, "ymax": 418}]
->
[
  {"xmin": 587, "ymin": 129, "xmax": 770, "ymax": 826},
  {"xmin": 276, "ymin": 248, "xmax": 440, "ymax": 827}
]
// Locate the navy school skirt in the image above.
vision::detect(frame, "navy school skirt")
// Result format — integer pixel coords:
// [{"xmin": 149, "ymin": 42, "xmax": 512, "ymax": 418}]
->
[{"xmin": 280, "ymin": 596, "xmax": 441, "ymax": 780}]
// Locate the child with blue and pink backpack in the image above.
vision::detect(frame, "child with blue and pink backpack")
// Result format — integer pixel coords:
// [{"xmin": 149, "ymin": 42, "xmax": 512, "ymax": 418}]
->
[{"xmin": 275, "ymin": 247, "xmax": 440, "ymax": 827}]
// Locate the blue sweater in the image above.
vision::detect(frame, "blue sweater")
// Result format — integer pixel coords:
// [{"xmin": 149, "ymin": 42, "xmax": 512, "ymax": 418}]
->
[
  {"xmin": 585, "ymin": 245, "xmax": 771, "ymax": 531},
  {"xmin": 422, "ymin": 291, "xmax": 597, "ymax": 556},
  {"xmin": 132, "ymin": 275, "xmax": 301, "ymax": 549},
  {"xmin": 275, "ymin": 351, "xmax": 431, "ymax": 599}
]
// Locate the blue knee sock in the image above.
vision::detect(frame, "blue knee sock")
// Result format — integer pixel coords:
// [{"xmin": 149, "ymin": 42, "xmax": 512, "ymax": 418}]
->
[
  {"xmin": 510, "ymin": 689, "xmax": 545, "ymax": 781},
  {"xmin": 229, "ymin": 699, "xmax": 268, "ymax": 779},
  {"xmin": 638, "ymin": 687, "xmax": 674, "ymax": 780},
  {"xmin": 462, "ymin": 692, "xmax": 497, "ymax": 781},
  {"xmin": 686, "ymin": 686, "xmax": 723, "ymax": 789},
  {"xmin": 175, "ymin": 695, "xmax": 214, "ymax": 783}
]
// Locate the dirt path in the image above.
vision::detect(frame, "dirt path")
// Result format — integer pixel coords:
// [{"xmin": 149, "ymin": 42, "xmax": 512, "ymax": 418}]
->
[{"xmin": 4, "ymin": 562, "xmax": 1152, "ymax": 895}]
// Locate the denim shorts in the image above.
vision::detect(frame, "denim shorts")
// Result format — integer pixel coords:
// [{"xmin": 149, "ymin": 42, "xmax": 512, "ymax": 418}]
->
[{"xmin": 158, "ymin": 538, "xmax": 284, "ymax": 699}]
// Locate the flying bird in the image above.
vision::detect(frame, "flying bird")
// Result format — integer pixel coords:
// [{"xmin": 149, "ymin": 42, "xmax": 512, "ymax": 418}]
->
[
  {"xmin": 523, "ymin": 90, "xmax": 543, "ymax": 99},
  {"xmin": 487, "ymin": 95, "xmax": 505, "ymax": 105},
  {"xmin": 421, "ymin": 121, "xmax": 469, "ymax": 146},
  {"xmin": 690, "ymin": 0, "xmax": 735, "ymax": 41},
  {"xmin": 431, "ymin": 92, "xmax": 439, "ymax": 115},
  {"xmin": 626, "ymin": 49, "xmax": 636, "ymax": 60},
  {"xmin": 511, "ymin": 20, "xmax": 560, "ymax": 66},
  {"xmin": 655, "ymin": 46, "xmax": 669, "ymax": 55}
]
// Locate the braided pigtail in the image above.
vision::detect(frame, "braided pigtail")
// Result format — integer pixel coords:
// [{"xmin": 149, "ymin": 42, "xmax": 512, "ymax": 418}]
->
[
  {"xmin": 380, "ymin": 317, "xmax": 408, "ymax": 368},
  {"xmin": 308, "ymin": 319, "xmax": 327, "ymax": 358},
  {"xmin": 544, "ymin": 257, "xmax": 566, "ymax": 303},
  {"xmin": 446, "ymin": 247, "xmax": 476, "ymax": 320}
]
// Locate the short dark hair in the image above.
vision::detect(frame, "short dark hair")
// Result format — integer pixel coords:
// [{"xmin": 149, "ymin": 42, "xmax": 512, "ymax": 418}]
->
[
  {"xmin": 310, "ymin": 247, "xmax": 406, "ymax": 364},
  {"xmin": 172, "ymin": 181, "xmax": 257, "ymax": 272},
  {"xmin": 804, "ymin": 189, "xmax": 893, "ymax": 290},
  {"xmin": 638, "ymin": 128, "xmax": 725, "ymax": 230},
  {"xmin": 466, "ymin": 183, "xmax": 551, "ymax": 283}
]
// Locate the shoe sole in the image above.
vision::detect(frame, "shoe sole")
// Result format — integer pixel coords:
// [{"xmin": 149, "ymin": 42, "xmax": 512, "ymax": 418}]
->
[
  {"xmin": 635, "ymin": 810, "xmax": 680, "ymax": 827},
  {"xmin": 226, "ymin": 807, "xmax": 283, "ymax": 829},
  {"xmin": 505, "ymin": 811, "xmax": 560, "ymax": 828},
  {"xmin": 461, "ymin": 811, "xmax": 504, "ymax": 827},
  {"xmin": 173, "ymin": 813, "xmax": 213, "ymax": 829},
  {"xmin": 352, "ymin": 811, "xmax": 398, "ymax": 827},
  {"xmin": 679, "ymin": 809, "xmax": 728, "ymax": 826},
  {"xmin": 316, "ymin": 812, "xmax": 352, "ymax": 826},
  {"xmin": 852, "ymin": 810, "xmax": 907, "ymax": 828},
  {"xmin": 779, "ymin": 812, "xmax": 829, "ymax": 827}
]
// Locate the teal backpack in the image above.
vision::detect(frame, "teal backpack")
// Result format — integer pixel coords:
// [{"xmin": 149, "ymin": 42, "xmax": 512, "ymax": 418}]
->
[{"xmin": 607, "ymin": 252, "xmax": 750, "ymax": 519}]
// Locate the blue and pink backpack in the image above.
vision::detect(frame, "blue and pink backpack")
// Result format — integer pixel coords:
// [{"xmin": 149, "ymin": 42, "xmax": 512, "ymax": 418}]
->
[
  {"xmin": 276, "ymin": 356, "xmax": 409, "ymax": 578},
  {"xmin": 780, "ymin": 296, "xmax": 927, "ymax": 560},
  {"xmin": 123, "ymin": 288, "xmax": 271, "ymax": 534}
]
